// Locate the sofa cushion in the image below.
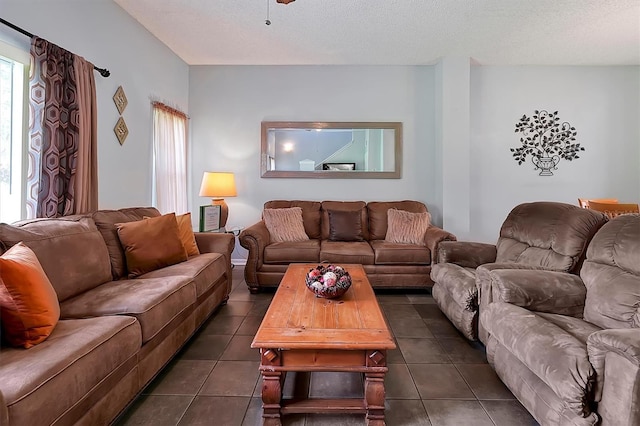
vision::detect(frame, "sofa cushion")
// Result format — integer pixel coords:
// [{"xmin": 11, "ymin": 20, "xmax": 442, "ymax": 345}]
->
[
  {"xmin": 264, "ymin": 240, "xmax": 320, "ymax": 264},
  {"xmin": 263, "ymin": 207, "xmax": 309, "ymax": 242},
  {"xmin": 60, "ymin": 276, "xmax": 194, "ymax": 343},
  {"xmin": 176, "ymin": 213, "xmax": 200, "ymax": 256},
  {"xmin": 0, "ymin": 243, "xmax": 60, "ymax": 348},
  {"xmin": 116, "ymin": 213, "xmax": 188, "ymax": 278},
  {"xmin": 482, "ymin": 302, "xmax": 597, "ymax": 418},
  {"xmin": 0, "ymin": 216, "xmax": 112, "ymax": 301},
  {"xmin": 327, "ymin": 209, "xmax": 364, "ymax": 242},
  {"xmin": 321, "ymin": 201, "xmax": 369, "ymax": 241},
  {"xmin": 140, "ymin": 253, "xmax": 226, "ymax": 298},
  {"xmin": 0, "ymin": 316, "xmax": 140, "ymax": 426},
  {"xmin": 264, "ymin": 200, "xmax": 322, "ymax": 239},
  {"xmin": 370, "ymin": 240, "xmax": 430, "ymax": 265},
  {"xmin": 367, "ymin": 201, "xmax": 428, "ymax": 240},
  {"xmin": 320, "ymin": 240, "xmax": 374, "ymax": 264},
  {"xmin": 385, "ymin": 209, "xmax": 430, "ymax": 246},
  {"xmin": 496, "ymin": 202, "xmax": 607, "ymax": 273},
  {"xmin": 582, "ymin": 214, "xmax": 640, "ymax": 329},
  {"xmin": 92, "ymin": 207, "xmax": 162, "ymax": 279}
]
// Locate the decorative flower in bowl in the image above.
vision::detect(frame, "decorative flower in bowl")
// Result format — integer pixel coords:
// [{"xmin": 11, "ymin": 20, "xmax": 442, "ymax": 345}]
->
[{"xmin": 305, "ymin": 264, "xmax": 352, "ymax": 299}]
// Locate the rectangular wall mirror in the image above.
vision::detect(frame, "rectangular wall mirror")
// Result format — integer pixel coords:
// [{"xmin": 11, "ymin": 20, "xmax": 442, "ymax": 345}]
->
[{"xmin": 261, "ymin": 121, "xmax": 402, "ymax": 179}]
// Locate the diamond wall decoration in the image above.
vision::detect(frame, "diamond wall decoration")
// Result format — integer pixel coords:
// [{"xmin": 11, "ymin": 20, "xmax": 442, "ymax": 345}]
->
[
  {"xmin": 114, "ymin": 117, "xmax": 129, "ymax": 145},
  {"xmin": 113, "ymin": 85, "xmax": 128, "ymax": 114}
]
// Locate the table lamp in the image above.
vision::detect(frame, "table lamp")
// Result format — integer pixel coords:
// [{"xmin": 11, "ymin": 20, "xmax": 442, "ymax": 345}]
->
[{"xmin": 199, "ymin": 172, "xmax": 237, "ymax": 228}]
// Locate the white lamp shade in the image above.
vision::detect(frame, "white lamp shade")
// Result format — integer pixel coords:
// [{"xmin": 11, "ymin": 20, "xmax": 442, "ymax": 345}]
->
[{"xmin": 199, "ymin": 172, "xmax": 237, "ymax": 198}]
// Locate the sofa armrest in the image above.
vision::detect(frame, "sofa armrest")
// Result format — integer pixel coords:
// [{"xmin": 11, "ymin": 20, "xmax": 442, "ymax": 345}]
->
[
  {"xmin": 194, "ymin": 232, "xmax": 235, "ymax": 292},
  {"xmin": 0, "ymin": 388, "xmax": 7, "ymax": 426},
  {"xmin": 239, "ymin": 221, "xmax": 271, "ymax": 291},
  {"xmin": 194, "ymin": 232, "xmax": 235, "ymax": 256},
  {"xmin": 423, "ymin": 226, "xmax": 456, "ymax": 264},
  {"xmin": 436, "ymin": 241, "xmax": 496, "ymax": 267},
  {"xmin": 482, "ymin": 269, "xmax": 586, "ymax": 316},
  {"xmin": 587, "ymin": 328, "xmax": 640, "ymax": 424}
]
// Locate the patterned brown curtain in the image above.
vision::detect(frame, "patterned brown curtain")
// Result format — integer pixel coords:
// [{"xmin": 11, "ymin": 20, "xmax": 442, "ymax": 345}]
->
[{"xmin": 27, "ymin": 36, "xmax": 98, "ymax": 218}]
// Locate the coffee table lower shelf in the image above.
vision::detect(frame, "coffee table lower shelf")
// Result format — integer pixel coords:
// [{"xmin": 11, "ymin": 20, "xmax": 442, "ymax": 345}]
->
[{"xmin": 258, "ymin": 348, "xmax": 388, "ymax": 426}]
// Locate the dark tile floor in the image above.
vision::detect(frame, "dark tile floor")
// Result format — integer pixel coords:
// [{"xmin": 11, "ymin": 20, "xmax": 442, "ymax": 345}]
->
[{"xmin": 115, "ymin": 267, "xmax": 539, "ymax": 426}]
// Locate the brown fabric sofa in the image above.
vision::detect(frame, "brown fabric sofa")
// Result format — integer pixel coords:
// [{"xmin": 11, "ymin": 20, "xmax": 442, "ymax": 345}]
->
[
  {"xmin": 430, "ymin": 202, "xmax": 608, "ymax": 341},
  {"xmin": 480, "ymin": 213, "xmax": 640, "ymax": 426},
  {"xmin": 239, "ymin": 200, "xmax": 456, "ymax": 293},
  {"xmin": 0, "ymin": 207, "xmax": 234, "ymax": 426}
]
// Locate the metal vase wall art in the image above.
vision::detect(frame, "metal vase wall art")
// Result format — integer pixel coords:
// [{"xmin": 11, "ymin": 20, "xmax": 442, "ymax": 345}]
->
[{"xmin": 510, "ymin": 110, "xmax": 584, "ymax": 176}]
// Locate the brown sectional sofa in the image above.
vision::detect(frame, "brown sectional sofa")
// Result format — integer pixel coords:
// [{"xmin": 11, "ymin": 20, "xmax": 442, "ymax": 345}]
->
[
  {"xmin": 481, "ymin": 213, "xmax": 640, "ymax": 426},
  {"xmin": 0, "ymin": 207, "xmax": 234, "ymax": 426},
  {"xmin": 239, "ymin": 200, "xmax": 456, "ymax": 293}
]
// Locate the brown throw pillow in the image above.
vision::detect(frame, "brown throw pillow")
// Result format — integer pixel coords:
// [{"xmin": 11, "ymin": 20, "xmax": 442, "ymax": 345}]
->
[
  {"xmin": 175, "ymin": 213, "xmax": 200, "ymax": 256},
  {"xmin": 116, "ymin": 213, "xmax": 188, "ymax": 278},
  {"xmin": 385, "ymin": 209, "xmax": 431, "ymax": 246},
  {"xmin": 0, "ymin": 242, "xmax": 60, "ymax": 348},
  {"xmin": 328, "ymin": 209, "xmax": 364, "ymax": 242},
  {"xmin": 263, "ymin": 207, "xmax": 309, "ymax": 242}
]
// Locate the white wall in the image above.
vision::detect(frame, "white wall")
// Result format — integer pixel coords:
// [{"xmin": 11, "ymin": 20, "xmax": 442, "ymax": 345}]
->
[
  {"xmin": 436, "ymin": 57, "xmax": 471, "ymax": 240},
  {"xmin": 2, "ymin": 5, "xmax": 638, "ymax": 260},
  {"xmin": 469, "ymin": 66, "xmax": 640, "ymax": 242},
  {"xmin": 1, "ymin": 0, "xmax": 189, "ymax": 209},
  {"xmin": 189, "ymin": 65, "xmax": 438, "ymax": 261}
]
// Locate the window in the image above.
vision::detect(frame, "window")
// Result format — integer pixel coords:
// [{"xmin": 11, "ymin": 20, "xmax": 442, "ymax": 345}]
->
[
  {"xmin": 0, "ymin": 43, "xmax": 28, "ymax": 224},
  {"xmin": 152, "ymin": 102, "xmax": 188, "ymax": 214}
]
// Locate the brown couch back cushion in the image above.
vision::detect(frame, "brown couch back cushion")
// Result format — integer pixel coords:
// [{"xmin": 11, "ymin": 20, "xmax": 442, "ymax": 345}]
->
[
  {"xmin": 367, "ymin": 201, "xmax": 428, "ymax": 240},
  {"xmin": 582, "ymin": 214, "xmax": 640, "ymax": 329},
  {"xmin": 264, "ymin": 200, "xmax": 322, "ymax": 239},
  {"xmin": 496, "ymin": 202, "xmax": 608, "ymax": 273},
  {"xmin": 92, "ymin": 207, "xmax": 162, "ymax": 279},
  {"xmin": 321, "ymin": 201, "xmax": 368, "ymax": 241},
  {"xmin": 0, "ymin": 216, "xmax": 112, "ymax": 301}
]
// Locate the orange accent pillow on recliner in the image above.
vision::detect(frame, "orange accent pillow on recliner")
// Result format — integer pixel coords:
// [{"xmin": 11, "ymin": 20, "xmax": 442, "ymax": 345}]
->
[{"xmin": 0, "ymin": 242, "xmax": 60, "ymax": 348}]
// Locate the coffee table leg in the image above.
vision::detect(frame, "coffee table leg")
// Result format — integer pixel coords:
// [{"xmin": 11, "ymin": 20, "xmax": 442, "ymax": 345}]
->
[
  {"xmin": 260, "ymin": 348, "xmax": 283, "ymax": 425},
  {"xmin": 364, "ymin": 371, "xmax": 386, "ymax": 425},
  {"xmin": 261, "ymin": 370, "xmax": 283, "ymax": 426}
]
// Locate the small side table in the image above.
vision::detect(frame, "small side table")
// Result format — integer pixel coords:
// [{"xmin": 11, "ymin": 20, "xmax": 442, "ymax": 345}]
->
[
  {"xmin": 198, "ymin": 227, "xmax": 243, "ymax": 268},
  {"xmin": 199, "ymin": 226, "xmax": 242, "ymax": 236}
]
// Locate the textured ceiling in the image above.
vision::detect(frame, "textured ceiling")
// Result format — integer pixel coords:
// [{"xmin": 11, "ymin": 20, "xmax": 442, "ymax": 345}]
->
[{"xmin": 114, "ymin": 0, "xmax": 640, "ymax": 66}]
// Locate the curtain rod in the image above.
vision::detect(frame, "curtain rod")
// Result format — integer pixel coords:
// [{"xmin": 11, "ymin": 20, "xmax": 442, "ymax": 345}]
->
[{"xmin": 0, "ymin": 17, "xmax": 110, "ymax": 77}]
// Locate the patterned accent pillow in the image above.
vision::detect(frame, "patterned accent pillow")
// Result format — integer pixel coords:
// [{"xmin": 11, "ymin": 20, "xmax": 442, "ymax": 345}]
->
[
  {"xmin": 263, "ymin": 207, "xmax": 309, "ymax": 242},
  {"xmin": 385, "ymin": 209, "xmax": 431, "ymax": 246}
]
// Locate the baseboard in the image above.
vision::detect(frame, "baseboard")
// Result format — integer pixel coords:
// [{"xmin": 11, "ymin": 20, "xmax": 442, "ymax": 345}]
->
[{"xmin": 232, "ymin": 258, "xmax": 247, "ymax": 266}]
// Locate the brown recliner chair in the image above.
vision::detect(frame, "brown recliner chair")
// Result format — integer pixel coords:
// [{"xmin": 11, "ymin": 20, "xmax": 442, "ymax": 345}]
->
[
  {"xmin": 430, "ymin": 201, "xmax": 608, "ymax": 341},
  {"xmin": 480, "ymin": 213, "xmax": 640, "ymax": 425}
]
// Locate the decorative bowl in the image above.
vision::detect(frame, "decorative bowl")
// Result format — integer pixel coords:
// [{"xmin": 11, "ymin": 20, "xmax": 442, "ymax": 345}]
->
[{"xmin": 305, "ymin": 264, "xmax": 352, "ymax": 299}]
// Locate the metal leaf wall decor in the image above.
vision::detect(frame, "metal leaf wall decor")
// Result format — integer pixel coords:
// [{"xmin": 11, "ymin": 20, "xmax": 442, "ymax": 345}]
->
[{"xmin": 510, "ymin": 110, "xmax": 584, "ymax": 176}]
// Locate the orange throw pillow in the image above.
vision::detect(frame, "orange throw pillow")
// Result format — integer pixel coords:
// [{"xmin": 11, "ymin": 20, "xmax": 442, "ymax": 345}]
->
[
  {"xmin": 0, "ymin": 242, "xmax": 60, "ymax": 348},
  {"xmin": 175, "ymin": 213, "xmax": 200, "ymax": 256},
  {"xmin": 116, "ymin": 213, "xmax": 188, "ymax": 278}
]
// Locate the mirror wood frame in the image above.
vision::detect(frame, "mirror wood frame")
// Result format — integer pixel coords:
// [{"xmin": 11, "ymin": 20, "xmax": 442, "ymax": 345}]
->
[{"xmin": 261, "ymin": 121, "xmax": 402, "ymax": 179}]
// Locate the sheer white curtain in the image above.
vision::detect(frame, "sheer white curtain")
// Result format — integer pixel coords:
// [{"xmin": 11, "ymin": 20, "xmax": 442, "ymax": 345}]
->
[{"xmin": 152, "ymin": 102, "xmax": 188, "ymax": 214}]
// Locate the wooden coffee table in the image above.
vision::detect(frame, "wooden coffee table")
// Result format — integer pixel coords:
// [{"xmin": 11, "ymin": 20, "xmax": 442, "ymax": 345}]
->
[{"xmin": 251, "ymin": 263, "xmax": 396, "ymax": 425}]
